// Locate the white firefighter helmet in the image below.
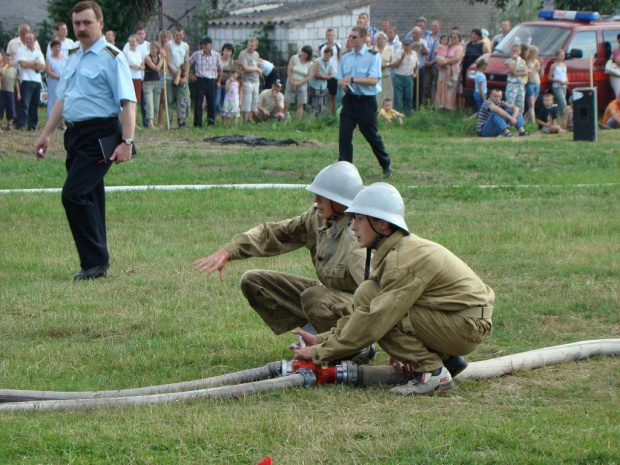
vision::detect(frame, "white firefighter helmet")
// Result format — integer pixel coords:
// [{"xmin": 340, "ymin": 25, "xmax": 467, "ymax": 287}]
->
[
  {"xmin": 345, "ymin": 182, "xmax": 409, "ymax": 233},
  {"xmin": 306, "ymin": 161, "xmax": 364, "ymax": 207}
]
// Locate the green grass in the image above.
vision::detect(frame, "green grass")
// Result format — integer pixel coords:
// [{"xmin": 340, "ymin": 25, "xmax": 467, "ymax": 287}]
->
[{"xmin": 0, "ymin": 109, "xmax": 619, "ymax": 463}]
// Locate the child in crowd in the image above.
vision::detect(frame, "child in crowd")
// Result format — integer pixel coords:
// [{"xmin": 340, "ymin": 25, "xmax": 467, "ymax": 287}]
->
[
  {"xmin": 524, "ymin": 45, "xmax": 542, "ymax": 123},
  {"xmin": 549, "ymin": 49, "xmax": 568, "ymax": 124},
  {"xmin": 536, "ymin": 93, "xmax": 564, "ymax": 134},
  {"xmin": 505, "ymin": 44, "xmax": 527, "ymax": 115},
  {"xmin": 473, "ymin": 59, "xmax": 488, "ymax": 113},
  {"xmin": 379, "ymin": 98, "xmax": 404, "ymax": 124},
  {"xmin": 221, "ymin": 68, "xmax": 240, "ymax": 126},
  {"xmin": 0, "ymin": 52, "xmax": 20, "ymax": 131},
  {"xmin": 435, "ymin": 34, "xmax": 458, "ymax": 86}
]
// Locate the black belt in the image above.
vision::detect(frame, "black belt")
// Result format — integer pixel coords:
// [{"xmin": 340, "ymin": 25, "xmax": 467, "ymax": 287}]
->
[
  {"xmin": 346, "ymin": 94, "xmax": 375, "ymax": 100},
  {"xmin": 65, "ymin": 117, "xmax": 118, "ymax": 129}
]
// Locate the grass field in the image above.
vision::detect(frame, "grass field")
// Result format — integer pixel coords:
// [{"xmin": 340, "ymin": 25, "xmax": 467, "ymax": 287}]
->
[{"xmin": 0, "ymin": 109, "xmax": 619, "ymax": 464}]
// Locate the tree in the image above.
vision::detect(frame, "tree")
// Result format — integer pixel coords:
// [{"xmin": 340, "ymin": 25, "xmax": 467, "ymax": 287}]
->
[
  {"xmin": 46, "ymin": 0, "xmax": 158, "ymax": 42},
  {"xmin": 471, "ymin": 0, "xmax": 618, "ymax": 15}
]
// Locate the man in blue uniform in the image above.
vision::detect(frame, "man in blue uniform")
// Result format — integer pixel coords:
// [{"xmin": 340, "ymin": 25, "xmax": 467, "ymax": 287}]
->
[
  {"xmin": 34, "ymin": 0, "xmax": 136, "ymax": 280},
  {"xmin": 337, "ymin": 26, "xmax": 392, "ymax": 178}
]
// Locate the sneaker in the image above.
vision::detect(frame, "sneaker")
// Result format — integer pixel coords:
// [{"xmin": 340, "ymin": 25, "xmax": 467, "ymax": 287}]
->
[
  {"xmin": 389, "ymin": 367, "xmax": 454, "ymax": 396},
  {"xmin": 503, "ymin": 131, "xmax": 513, "ymax": 138},
  {"xmin": 442, "ymin": 355, "xmax": 468, "ymax": 377},
  {"xmin": 519, "ymin": 130, "xmax": 530, "ymax": 136}
]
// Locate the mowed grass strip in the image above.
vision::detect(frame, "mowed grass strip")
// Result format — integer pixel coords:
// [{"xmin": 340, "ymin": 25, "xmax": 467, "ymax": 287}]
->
[{"xmin": 0, "ymin": 110, "xmax": 618, "ymax": 463}]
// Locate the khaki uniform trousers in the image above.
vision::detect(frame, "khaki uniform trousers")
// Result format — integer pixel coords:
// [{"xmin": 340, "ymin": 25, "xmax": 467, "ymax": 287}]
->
[
  {"xmin": 355, "ymin": 280, "xmax": 492, "ymax": 372},
  {"xmin": 240, "ymin": 269, "xmax": 355, "ymax": 335}
]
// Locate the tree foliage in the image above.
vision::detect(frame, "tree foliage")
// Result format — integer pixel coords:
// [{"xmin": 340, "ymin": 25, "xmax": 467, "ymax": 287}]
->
[
  {"xmin": 471, "ymin": 0, "xmax": 618, "ymax": 15},
  {"xmin": 46, "ymin": 0, "xmax": 158, "ymax": 42}
]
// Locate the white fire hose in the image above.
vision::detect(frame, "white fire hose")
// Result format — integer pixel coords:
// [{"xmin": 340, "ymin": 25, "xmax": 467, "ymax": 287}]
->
[{"xmin": 0, "ymin": 339, "xmax": 617, "ymax": 412}]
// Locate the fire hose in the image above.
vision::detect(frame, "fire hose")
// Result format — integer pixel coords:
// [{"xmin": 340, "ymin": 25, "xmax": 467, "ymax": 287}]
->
[{"xmin": 0, "ymin": 339, "xmax": 617, "ymax": 412}]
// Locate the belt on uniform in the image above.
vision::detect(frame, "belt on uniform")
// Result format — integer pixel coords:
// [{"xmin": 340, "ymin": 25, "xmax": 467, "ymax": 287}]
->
[
  {"xmin": 65, "ymin": 117, "xmax": 118, "ymax": 129},
  {"xmin": 346, "ymin": 94, "xmax": 375, "ymax": 100},
  {"xmin": 458, "ymin": 306, "xmax": 493, "ymax": 319}
]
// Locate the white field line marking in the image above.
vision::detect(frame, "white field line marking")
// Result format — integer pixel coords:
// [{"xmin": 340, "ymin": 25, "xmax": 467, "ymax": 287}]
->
[{"xmin": 0, "ymin": 183, "xmax": 617, "ymax": 195}]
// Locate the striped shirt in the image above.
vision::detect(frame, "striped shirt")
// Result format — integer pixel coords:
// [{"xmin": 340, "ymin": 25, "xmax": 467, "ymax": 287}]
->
[{"xmin": 477, "ymin": 99, "xmax": 510, "ymax": 133}]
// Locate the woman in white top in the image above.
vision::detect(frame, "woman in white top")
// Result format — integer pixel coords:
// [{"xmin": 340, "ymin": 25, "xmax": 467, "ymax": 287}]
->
[
  {"xmin": 125, "ymin": 34, "xmax": 144, "ymax": 104},
  {"xmin": 374, "ymin": 32, "xmax": 394, "ymax": 109},
  {"xmin": 284, "ymin": 45, "xmax": 314, "ymax": 121}
]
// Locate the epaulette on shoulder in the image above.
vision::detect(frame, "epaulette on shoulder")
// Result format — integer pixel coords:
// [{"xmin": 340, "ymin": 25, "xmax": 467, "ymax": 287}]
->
[
  {"xmin": 68, "ymin": 47, "xmax": 80, "ymax": 56},
  {"xmin": 368, "ymin": 49, "xmax": 378, "ymax": 54},
  {"xmin": 342, "ymin": 49, "xmax": 352, "ymax": 55},
  {"xmin": 104, "ymin": 44, "xmax": 120, "ymax": 58}
]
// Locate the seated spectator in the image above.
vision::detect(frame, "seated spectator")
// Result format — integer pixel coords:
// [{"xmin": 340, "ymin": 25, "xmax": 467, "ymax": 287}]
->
[
  {"xmin": 600, "ymin": 91, "xmax": 620, "ymax": 129},
  {"xmin": 536, "ymin": 93, "xmax": 564, "ymax": 134},
  {"xmin": 255, "ymin": 80, "xmax": 285, "ymax": 121},
  {"xmin": 477, "ymin": 88, "xmax": 529, "ymax": 137},
  {"xmin": 378, "ymin": 98, "xmax": 404, "ymax": 124}
]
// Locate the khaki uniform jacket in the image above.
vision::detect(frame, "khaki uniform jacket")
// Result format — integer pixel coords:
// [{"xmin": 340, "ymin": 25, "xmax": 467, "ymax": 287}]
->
[
  {"xmin": 224, "ymin": 206, "xmax": 365, "ymax": 292},
  {"xmin": 311, "ymin": 230, "xmax": 495, "ymax": 362}
]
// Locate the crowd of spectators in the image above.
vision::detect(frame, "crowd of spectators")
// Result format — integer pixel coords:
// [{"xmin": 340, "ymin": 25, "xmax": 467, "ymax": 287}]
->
[{"xmin": 1, "ymin": 13, "xmax": 620, "ymax": 136}]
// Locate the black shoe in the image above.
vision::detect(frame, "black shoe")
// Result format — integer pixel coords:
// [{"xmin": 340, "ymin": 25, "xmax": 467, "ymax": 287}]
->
[
  {"xmin": 442, "ymin": 355, "xmax": 468, "ymax": 377},
  {"xmin": 519, "ymin": 130, "xmax": 530, "ymax": 136},
  {"xmin": 74, "ymin": 264, "xmax": 109, "ymax": 281},
  {"xmin": 382, "ymin": 164, "xmax": 393, "ymax": 178}
]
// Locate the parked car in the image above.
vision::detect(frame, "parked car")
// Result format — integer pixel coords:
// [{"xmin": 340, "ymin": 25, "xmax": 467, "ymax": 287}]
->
[{"xmin": 464, "ymin": 10, "xmax": 620, "ymax": 110}]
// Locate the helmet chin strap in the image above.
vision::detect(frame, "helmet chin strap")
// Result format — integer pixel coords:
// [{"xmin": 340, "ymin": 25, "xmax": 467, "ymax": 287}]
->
[{"xmin": 364, "ymin": 217, "xmax": 386, "ymax": 280}]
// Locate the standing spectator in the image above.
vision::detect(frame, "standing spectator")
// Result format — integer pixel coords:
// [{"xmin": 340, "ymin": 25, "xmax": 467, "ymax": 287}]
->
[
  {"xmin": 607, "ymin": 34, "xmax": 620, "ymax": 97},
  {"xmin": 6, "ymin": 24, "xmax": 42, "ymax": 65},
  {"xmin": 238, "ymin": 37, "xmax": 261, "ymax": 123},
  {"xmin": 410, "ymin": 26, "xmax": 428, "ymax": 109},
  {"xmin": 461, "ymin": 29, "xmax": 489, "ymax": 107},
  {"xmin": 358, "ymin": 12, "xmax": 378, "ymax": 45},
  {"xmin": 473, "ymin": 59, "xmax": 488, "ymax": 114},
  {"xmin": 481, "ymin": 29, "xmax": 491, "ymax": 52},
  {"xmin": 284, "ymin": 45, "xmax": 313, "ymax": 121},
  {"xmin": 156, "ymin": 29, "xmax": 172, "ymax": 129},
  {"xmin": 215, "ymin": 43, "xmax": 235, "ymax": 117},
  {"xmin": 143, "ymin": 41, "xmax": 164, "ymax": 130},
  {"xmin": 374, "ymin": 32, "xmax": 394, "ymax": 109},
  {"xmin": 318, "ymin": 28, "xmax": 342, "ymax": 116},
  {"xmin": 386, "ymin": 26, "xmax": 401, "ymax": 54},
  {"xmin": 125, "ymin": 35, "xmax": 144, "ymax": 108},
  {"xmin": 220, "ymin": 68, "xmax": 241, "ymax": 126},
  {"xmin": 390, "ymin": 38, "xmax": 417, "ymax": 116},
  {"xmin": 417, "ymin": 17, "xmax": 432, "ymax": 38},
  {"xmin": 165, "ymin": 27, "xmax": 190, "ymax": 128},
  {"xmin": 189, "ymin": 36, "xmax": 222, "ymax": 128},
  {"xmin": 105, "ymin": 30, "xmax": 124, "ymax": 52},
  {"xmin": 381, "ymin": 19, "xmax": 392, "ymax": 35},
  {"xmin": 256, "ymin": 79, "xmax": 285, "ymax": 121},
  {"xmin": 424, "ymin": 20, "xmax": 442, "ymax": 105},
  {"xmin": 337, "ymin": 26, "xmax": 392, "ymax": 178},
  {"xmin": 491, "ymin": 20, "xmax": 512, "ymax": 51},
  {"xmin": 308, "ymin": 47, "xmax": 334, "ymax": 117},
  {"xmin": 46, "ymin": 23, "xmax": 75, "ymax": 59},
  {"xmin": 0, "ymin": 52, "xmax": 20, "ymax": 130},
  {"xmin": 124, "ymin": 25, "xmax": 150, "ymax": 128},
  {"xmin": 477, "ymin": 88, "xmax": 529, "ymax": 137},
  {"xmin": 435, "ymin": 32, "xmax": 463, "ymax": 110},
  {"xmin": 44, "ymin": 39, "xmax": 67, "ymax": 123},
  {"xmin": 548, "ymin": 49, "xmax": 568, "ymax": 125},
  {"xmin": 505, "ymin": 44, "xmax": 527, "ymax": 115},
  {"xmin": 15, "ymin": 32, "xmax": 45, "ymax": 130},
  {"xmin": 34, "ymin": 0, "xmax": 136, "ymax": 280},
  {"xmin": 524, "ymin": 45, "xmax": 542, "ymax": 123}
]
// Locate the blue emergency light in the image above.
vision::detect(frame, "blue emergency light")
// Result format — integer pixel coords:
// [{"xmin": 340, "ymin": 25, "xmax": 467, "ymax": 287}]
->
[{"xmin": 538, "ymin": 10, "xmax": 601, "ymax": 22}]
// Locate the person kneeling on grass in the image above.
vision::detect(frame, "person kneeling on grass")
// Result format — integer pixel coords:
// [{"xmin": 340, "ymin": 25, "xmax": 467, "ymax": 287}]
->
[
  {"xmin": 195, "ymin": 162, "xmax": 375, "ymax": 363},
  {"xmin": 292, "ymin": 182, "xmax": 495, "ymax": 396},
  {"xmin": 537, "ymin": 93, "xmax": 564, "ymax": 134},
  {"xmin": 477, "ymin": 88, "xmax": 529, "ymax": 138},
  {"xmin": 599, "ymin": 91, "xmax": 620, "ymax": 130}
]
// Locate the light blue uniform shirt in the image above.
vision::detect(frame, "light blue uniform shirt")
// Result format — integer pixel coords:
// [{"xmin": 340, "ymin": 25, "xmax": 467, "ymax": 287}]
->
[
  {"xmin": 335, "ymin": 45, "xmax": 382, "ymax": 96},
  {"xmin": 57, "ymin": 36, "xmax": 136, "ymax": 122}
]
